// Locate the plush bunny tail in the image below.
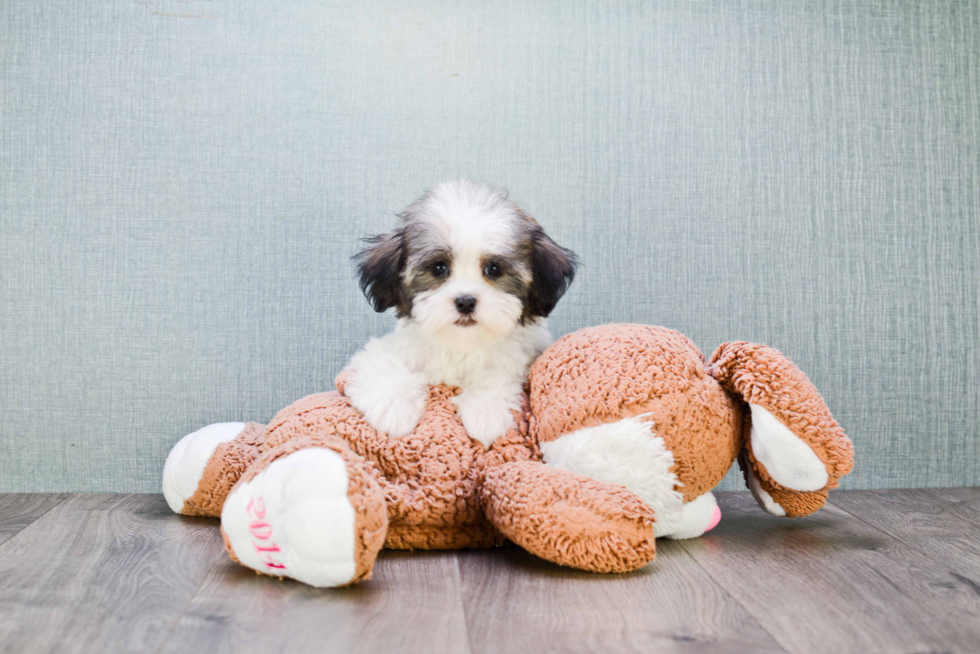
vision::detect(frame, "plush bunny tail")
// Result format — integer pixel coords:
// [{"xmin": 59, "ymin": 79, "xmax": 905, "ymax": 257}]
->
[{"xmin": 706, "ymin": 342, "xmax": 854, "ymax": 518}]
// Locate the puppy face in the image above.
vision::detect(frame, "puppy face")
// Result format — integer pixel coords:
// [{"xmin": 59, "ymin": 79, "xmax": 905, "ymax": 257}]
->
[{"xmin": 356, "ymin": 181, "xmax": 577, "ymax": 348}]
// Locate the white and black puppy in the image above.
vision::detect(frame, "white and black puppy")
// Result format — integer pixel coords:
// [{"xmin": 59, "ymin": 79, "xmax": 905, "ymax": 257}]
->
[{"xmin": 343, "ymin": 181, "xmax": 577, "ymax": 447}]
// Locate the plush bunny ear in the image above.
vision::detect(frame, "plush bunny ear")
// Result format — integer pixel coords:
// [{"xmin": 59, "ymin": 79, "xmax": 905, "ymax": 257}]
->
[
  {"xmin": 526, "ymin": 226, "xmax": 577, "ymax": 319},
  {"xmin": 707, "ymin": 341, "xmax": 855, "ymax": 518},
  {"xmin": 354, "ymin": 229, "xmax": 406, "ymax": 313}
]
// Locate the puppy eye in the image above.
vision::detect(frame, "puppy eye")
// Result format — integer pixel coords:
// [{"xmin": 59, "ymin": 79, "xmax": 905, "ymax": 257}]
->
[
  {"xmin": 430, "ymin": 261, "xmax": 449, "ymax": 277},
  {"xmin": 483, "ymin": 262, "xmax": 502, "ymax": 280}
]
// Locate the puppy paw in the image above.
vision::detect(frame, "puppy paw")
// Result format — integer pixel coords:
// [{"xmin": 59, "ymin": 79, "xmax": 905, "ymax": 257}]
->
[
  {"xmin": 454, "ymin": 397, "xmax": 516, "ymax": 448},
  {"xmin": 356, "ymin": 390, "xmax": 425, "ymax": 437},
  {"xmin": 344, "ymin": 366, "xmax": 427, "ymax": 437}
]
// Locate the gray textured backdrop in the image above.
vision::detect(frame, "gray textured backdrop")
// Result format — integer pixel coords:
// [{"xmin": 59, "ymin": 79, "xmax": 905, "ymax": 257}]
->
[{"xmin": 2, "ymin": 1, "xmax": 978, "ymax": 492}]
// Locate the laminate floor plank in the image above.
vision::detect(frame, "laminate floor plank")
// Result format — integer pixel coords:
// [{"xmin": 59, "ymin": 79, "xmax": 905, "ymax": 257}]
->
[
  {"xmin": 158, "ymin": 549, "xmax": 472, "ymax": 654},
  {"xmin": 4, "ymin": 490, "xmax": 980, "ymax": 654},
  {"xmin": 925, "ymin": 486, "xmax": 980, "ymax": 510},
  {"xmin": 457, "ymin": 541, "xmax": 787, "ymax": 654},
  {"xmin": 677, "ymin": 492, "xmax": 980, "ymax": 654},
  {"xmin": 829, "ymin": 489, "xmax": 980, "ymax": 575},
  {"xmin": 0, "ymin": 494, "xmax": 69, "ymax": 546},
  {"xmin": 0, "ymin": 494, "xmax": 226, "ymax": 654}
]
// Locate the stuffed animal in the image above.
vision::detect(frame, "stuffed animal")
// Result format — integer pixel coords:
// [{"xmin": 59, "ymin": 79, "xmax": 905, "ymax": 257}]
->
[{"xmin": 163, "ymin": 324, "xmax": 853, "ymax": 587}]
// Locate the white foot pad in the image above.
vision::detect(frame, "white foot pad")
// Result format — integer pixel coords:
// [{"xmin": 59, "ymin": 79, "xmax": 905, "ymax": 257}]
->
[
  {"xmin": 163, "ymin": 422, "xmax": 245, "ymax": 514},
  {"xmin": 221, "ymin": 448, "xmax": 358, "ymax": 588},
  {"xmin": 662, "ymin": 492, "xmax": 722, "ymax": 540},
  {"xmin": 749, "ymin": 404, "xmax": 829, "ymax": 492}
]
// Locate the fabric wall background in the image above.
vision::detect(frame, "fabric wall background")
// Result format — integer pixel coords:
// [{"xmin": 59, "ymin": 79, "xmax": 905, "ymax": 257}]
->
[{"xmin": 2, "ymin": 1, "xmax": 978, "ymax": 492}]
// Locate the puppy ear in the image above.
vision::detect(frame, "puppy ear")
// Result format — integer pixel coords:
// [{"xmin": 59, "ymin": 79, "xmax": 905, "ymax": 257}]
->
[
  {"xmin": 354, "ymin": 229, "xmax": 405, "ymax": 313},
  {"xmin": 527, "ymin": 227, "xmax": 577, "ymax": 318}
]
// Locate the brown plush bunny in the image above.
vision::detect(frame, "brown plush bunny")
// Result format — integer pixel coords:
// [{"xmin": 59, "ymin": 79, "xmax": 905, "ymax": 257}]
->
[{"xmin": 163, "ymin": 324, "xmax": 853, "ymax": 587}]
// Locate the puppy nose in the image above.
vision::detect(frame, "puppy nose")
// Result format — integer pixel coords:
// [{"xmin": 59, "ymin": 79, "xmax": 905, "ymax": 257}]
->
[{"xmin": 454, "ymin": 295, "xmax": 477, "ymax": 315}]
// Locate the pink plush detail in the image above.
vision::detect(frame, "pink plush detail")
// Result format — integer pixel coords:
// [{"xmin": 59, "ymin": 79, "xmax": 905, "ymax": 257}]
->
[{"xmin": 705, "ymin": 505, "xmax": 722, "ymax": 532}]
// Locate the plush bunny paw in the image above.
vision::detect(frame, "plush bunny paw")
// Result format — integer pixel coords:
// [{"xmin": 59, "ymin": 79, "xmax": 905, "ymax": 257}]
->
[
  {"xmin": 163, "ymin": 421, "xmax": 266, "ymax": 517},
  {"xmin": 221, "ymin": 446, "xmax": 387, "ymax": 587}
]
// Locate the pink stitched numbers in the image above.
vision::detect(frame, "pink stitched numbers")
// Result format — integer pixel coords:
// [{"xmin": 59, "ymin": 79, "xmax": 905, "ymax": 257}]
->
[
  {"xmin": 246, "ymin": 497, "xmax": 265, "ymax": 519},
  {"xmin": 246, "ymin": 496, "xmax": 286, "ymax": 570},
  {"xmin": 248, "ymin": 521, "xmax": 273, "ymax": 540}
]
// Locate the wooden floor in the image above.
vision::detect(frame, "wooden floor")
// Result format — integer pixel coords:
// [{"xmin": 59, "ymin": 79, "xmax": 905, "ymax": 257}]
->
[{"xmin": 0, "ymin": 490, "xmax": 978, "ymax": 654}]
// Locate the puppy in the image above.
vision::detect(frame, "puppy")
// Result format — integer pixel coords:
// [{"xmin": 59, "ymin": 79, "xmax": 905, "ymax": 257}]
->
[{"xmin": 344, "ymin": 181, "xmax": 577, "ymax": 447}]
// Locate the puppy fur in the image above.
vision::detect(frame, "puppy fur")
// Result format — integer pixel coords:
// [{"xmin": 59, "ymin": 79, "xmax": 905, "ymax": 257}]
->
[{"xmin": 344, "ymin": 181, "xmax": 577, "ymax": 447}]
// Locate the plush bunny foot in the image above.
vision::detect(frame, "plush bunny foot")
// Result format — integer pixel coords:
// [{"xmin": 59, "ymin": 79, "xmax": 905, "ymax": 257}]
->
[
  {"xmin": 221, "ymin": 443, "xmax": 387, "ymax": 587},
  {"xmin": 163, "ymin": 422, "xmax": 266, "ymax": 516},
  {"xmin": 538, "ymin": 415, "xmax": 688, "ymax": 537},
  {"xmin": 482, "ymin": 461, "xmax": 657, "ymax": 573},
  {"xmin": 537, "ymin": 415, "xmax": 723, "ymax": 541}
]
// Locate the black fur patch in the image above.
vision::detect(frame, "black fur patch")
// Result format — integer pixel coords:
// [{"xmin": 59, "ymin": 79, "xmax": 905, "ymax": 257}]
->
[
  {"xmin": 523, "ymin": 226, "xmax": 578, "ymax": 322},
  {"xmin": 353, "ymin": 229, "xmax": 407, "ymax": 313}
]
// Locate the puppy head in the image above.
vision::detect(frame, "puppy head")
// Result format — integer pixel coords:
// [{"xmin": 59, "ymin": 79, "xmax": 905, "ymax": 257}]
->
[{"xmin": 355, "ymin": 181, "xmax": 577, "ymax": 349}]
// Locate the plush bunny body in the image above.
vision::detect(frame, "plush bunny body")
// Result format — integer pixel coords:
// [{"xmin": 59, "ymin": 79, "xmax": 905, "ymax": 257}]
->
[{"xmin": 163, "ymin": 324, "xmax": 853, "ymax": 587}]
